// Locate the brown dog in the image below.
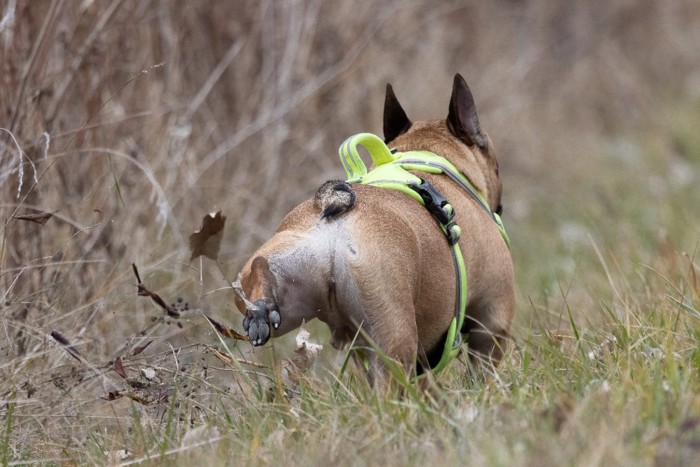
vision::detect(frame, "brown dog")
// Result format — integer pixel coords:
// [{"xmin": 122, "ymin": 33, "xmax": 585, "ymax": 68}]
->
[{"xmin": 234, "ymin": 74, "xmax": 514, "ymax": 387}]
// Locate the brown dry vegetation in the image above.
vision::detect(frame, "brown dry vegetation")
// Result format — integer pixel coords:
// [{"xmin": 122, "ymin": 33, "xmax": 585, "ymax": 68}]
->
[{"xmin": 2, "ymin": 0, "xmax": 700, "ymax": 465}]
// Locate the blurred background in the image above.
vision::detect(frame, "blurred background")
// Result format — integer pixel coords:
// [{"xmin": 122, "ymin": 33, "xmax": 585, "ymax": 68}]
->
[{"xmin": 1, "ymin": 0, "xmax": 700, "ymax": 381}]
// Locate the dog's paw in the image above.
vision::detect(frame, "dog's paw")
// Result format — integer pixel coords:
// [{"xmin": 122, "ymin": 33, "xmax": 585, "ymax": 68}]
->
[
  {"xmin": 243, "ymin": 307, "xmax": 269, "ymax": 346},
  {"xmin": 242, "ymin": 302, "xmax": 280, "ymax": 346}
]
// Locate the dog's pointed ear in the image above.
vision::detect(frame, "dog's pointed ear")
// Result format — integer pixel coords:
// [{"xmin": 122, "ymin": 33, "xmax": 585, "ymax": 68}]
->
[
  {"xmin": 383, "ymin": 83, "xmax": 412, "ymax": 143},
  {"xmin": 447, "ymin": 73, "xmax": 486, "ymax": 149}
]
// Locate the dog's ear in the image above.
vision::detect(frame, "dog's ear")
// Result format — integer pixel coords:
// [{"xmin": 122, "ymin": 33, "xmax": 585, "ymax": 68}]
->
[
  {"xmin": 383, "ymin": 83, "xmax": 412, "ymax": 143},
  {"xmin": 447, "ymin": 73, "xmax": 487, "ymax": 149}
]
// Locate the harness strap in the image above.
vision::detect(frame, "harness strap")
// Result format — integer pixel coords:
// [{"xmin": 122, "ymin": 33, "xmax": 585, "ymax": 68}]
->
[
  {"xmin": 338, "ymin": 133, "xmax": 508, "ymax": 374},
  {"xmin": 409, "ymin": 178, "xmax": 467, "ymax": 373}
]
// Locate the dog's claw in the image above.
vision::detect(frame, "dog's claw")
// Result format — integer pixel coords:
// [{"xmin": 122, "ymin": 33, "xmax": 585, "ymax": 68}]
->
[{"xmin": 270, "ymin": 310, "xmax": 281, "ymax": 329}]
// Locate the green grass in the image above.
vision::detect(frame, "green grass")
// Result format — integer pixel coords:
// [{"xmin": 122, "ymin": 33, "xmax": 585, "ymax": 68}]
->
[{"xmin": 83, "ymin": 290, "xmax": 698, "ymax": 466}]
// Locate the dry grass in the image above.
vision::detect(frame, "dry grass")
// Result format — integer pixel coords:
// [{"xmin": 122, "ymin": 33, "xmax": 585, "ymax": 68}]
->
[{"xmin": 1, "ymin": 0, "xmax": 700, "ymax": 465}]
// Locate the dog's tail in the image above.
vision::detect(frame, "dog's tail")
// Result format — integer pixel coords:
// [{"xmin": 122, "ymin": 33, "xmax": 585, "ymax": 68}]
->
[{"xmin": 314, "ymin": 180, "xmax": 356, "ymax": 219}]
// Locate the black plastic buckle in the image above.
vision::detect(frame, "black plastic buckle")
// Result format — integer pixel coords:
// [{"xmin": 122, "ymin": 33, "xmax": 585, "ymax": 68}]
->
[
  {"xmin": 443, "ymin": 220, "xmax": 461, "ymax": 245},
  {"xmin": 410, "ymin": 179, "xmax": 461, "ymax": 245}
]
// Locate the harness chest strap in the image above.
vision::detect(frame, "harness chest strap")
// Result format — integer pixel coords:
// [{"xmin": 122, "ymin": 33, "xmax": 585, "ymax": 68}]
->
[{"xmin": 338, "ymin": 133, "xmax": 509, "ymax": 374}]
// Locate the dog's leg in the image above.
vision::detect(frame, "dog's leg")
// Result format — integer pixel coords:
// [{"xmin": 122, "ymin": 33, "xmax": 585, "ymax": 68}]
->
[
  {"xmin": 240, "ymin": 256, "xmax": 281, "ymax": 346},
  {"xmin": 463, "ymin": 296, "xmax": 513, "ymax": 373},
  {"xmin": 364, "ymin": 302, "xmax": 419, "ymax": 390},
  {"xmin": 465, "ymin": 325, "xmax": 509, "ymax": 372}
]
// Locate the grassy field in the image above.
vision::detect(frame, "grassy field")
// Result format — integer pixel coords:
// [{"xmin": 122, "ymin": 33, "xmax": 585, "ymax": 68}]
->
[{"xmin": 2, "ymin": 1, "xmax": 700, "ymax": 465}]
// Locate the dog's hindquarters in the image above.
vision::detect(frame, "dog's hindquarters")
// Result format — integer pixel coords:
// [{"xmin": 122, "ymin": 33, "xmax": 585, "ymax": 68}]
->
[
  {"xmin": 273, "ymin": 184, "xmax": 427, "ymax": 380},
  {"xmin": 239, "ymin": 186, "xmax": 364, "ymax": 342},
  {"xmin": 240, "ymin": 178, "xmax": 512, "ymax": 382}
]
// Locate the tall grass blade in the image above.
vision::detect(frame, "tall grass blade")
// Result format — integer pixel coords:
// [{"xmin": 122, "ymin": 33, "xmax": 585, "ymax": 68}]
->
[{"xmin": 2, "ymin": 389, "xmax": 14, "ymax": 467}]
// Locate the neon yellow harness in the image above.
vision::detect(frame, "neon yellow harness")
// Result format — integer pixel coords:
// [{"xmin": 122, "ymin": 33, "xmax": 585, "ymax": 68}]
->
[{"xmin": 339, "ymin": 133, "xmax": 509, "ymax": 374}]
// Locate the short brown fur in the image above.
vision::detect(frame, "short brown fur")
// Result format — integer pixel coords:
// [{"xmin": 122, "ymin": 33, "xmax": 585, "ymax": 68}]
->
[{"xmin": 235, "ymin": 74, "xmax": 514, "ymax": 389}]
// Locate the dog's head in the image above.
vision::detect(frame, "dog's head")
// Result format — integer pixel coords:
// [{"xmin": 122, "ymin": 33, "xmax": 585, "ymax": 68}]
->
[{"xmin": 383, "ymin": 73, "xmax": 503, "ymax": 216}]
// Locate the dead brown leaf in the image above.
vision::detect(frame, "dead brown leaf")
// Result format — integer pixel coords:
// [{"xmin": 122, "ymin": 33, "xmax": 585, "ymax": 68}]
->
[
  {"xmin": 13, "ymin": 211, "xmax": 55, "ymax": 225},
  {"xmin": 281, "ymin": 326, "xmax": 324, "ymax": 386},
  {"xmin": 189, "ymin": 211, "xmax": 226, "ymax": 261},
  {"xmin": 205, "ymin": 315, "xmax": 247, "ymax": 341},
  {"xmin": 102, "ymin": 391, "xmax": 123, "ymax": 401},
  {"xmin": 122, "ymin": 385, "xmax": 173, "ymax": 405},
  {"xmin": 113, "ymin": 356, "xmax": 128, "ymax": 379},
  {"xmin": 50, "ymin": 330, "xmax": 84, "ymax": 362},
  {"xmin": 132, "ymin": 340, "xmax": 153, "ymax": 356}
]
